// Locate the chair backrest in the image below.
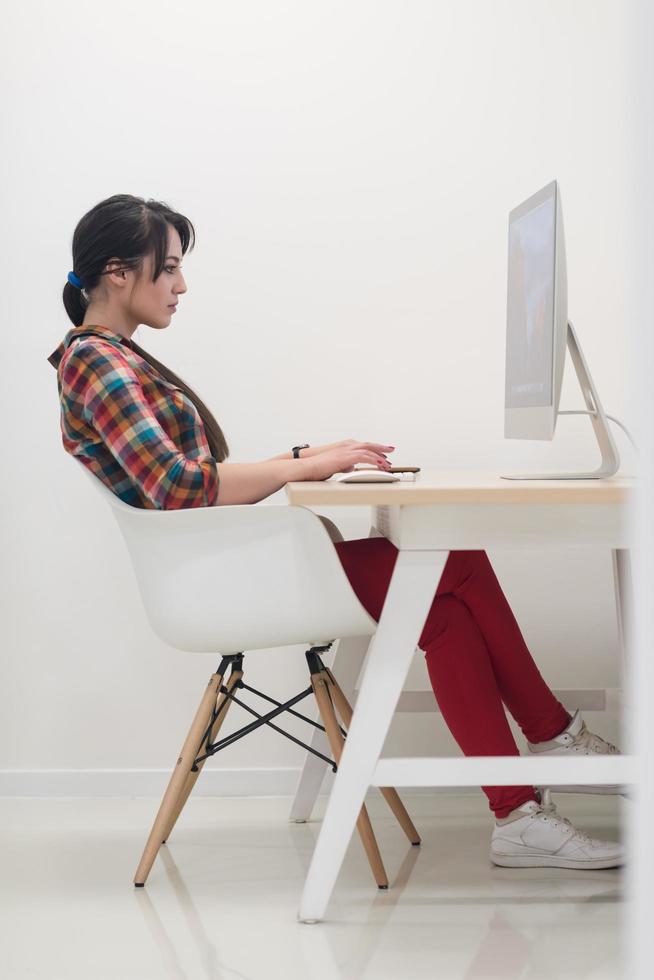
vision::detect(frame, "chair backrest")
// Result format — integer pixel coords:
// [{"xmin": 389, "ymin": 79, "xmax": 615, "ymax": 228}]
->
[{"xmin": 72, "ymin": 456, "xmax": 377, "ymax": 654}]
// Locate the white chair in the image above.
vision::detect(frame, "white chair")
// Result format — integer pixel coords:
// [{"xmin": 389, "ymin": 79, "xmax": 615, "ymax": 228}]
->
[{"xmin": 71, "ymin": 456, "xmax": 420, "ymax": 888}]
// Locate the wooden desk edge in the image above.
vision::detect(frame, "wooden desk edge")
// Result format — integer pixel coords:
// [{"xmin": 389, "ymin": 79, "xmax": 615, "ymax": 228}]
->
[{"xmin": 285, "ymin": 481, "xmax": 634, "ymax": 506}]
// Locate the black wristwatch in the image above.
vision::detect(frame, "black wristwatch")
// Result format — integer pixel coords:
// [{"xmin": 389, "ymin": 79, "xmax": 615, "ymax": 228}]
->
[{"xmin": 292, "ymin": 444, "xmax": 309, "ymax": 459}]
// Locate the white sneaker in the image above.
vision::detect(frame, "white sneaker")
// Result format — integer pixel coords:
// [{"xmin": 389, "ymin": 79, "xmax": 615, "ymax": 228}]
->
[
  {"xmin": 490, "ymin": 789, "xmax": 624, "ymax": 869},
  {"xmin": 527, "ymin": 708, "xmax": 625, "ymax": 795}
]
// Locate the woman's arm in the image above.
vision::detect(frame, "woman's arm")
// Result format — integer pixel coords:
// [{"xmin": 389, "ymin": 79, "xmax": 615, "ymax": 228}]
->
[
  {"xmin": 63, "ymin": 346, "xmax": 389, "ymax": 509},
  {"xmin": 215, "ymin": 459, "xmax": 313, "ymax": 504},
  {"xmin": 217, "ymin": 439, "xmax": 391, "ymax": 504},
  {"xmin": 264, "ymin": 439, "xmax": 394, "ymax": 462},
  {"xmin": 264, "ymin": 444, "xmax": 335, "ymax": 461}
]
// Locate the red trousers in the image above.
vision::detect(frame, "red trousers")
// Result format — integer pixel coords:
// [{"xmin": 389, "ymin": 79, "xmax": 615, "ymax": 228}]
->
[{"xmin": 333, "ymin": 538, "xmax": 571, "ymax": 818}]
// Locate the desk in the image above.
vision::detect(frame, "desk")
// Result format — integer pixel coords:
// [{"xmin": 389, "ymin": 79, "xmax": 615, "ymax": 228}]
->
[{"xmin": 285, "ymin": 470, "xmax": 637, "ymax": 922}]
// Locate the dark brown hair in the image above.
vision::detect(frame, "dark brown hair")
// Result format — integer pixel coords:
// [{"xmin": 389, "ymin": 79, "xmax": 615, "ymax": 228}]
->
[{"xmin": 62, "ymin": 193, "xmax": 229, "ymax": 462}]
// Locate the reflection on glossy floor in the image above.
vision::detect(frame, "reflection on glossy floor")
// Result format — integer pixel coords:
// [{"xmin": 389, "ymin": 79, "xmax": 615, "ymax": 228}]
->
[{"xmin": 0, "ymin": 792, "xmax": 625, "ymax": 979}]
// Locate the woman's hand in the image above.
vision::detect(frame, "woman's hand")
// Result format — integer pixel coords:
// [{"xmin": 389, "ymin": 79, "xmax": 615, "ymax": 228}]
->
[
  {"xmin": 332, "ymin": 438, "xmax": 395, "ymax": 456},
  {"xmin": 302, "ymin": 441, "xmax": 395, "ymax": 481},
  {"xmin": 266, "ymin": 439, "xmax": 395, "ymax": 464},
  {"xmin": 305, "ymin": 438, "xmax": 395, "ymax": 459}
]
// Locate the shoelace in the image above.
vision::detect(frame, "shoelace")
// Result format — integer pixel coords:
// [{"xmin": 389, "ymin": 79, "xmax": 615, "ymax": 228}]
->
[
  {"xmin": 567, "ymin": 721, "xmax": 619, "ymax": 755},
  {"xmin": 533, "ymin": 791, "xmax": 603, "ymax": 846}
]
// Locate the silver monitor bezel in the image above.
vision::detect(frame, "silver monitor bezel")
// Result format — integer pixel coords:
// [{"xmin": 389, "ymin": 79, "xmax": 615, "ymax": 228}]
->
[{"xmin": 504, "ymin": 179, "xmax": 567, "ymax": 441}]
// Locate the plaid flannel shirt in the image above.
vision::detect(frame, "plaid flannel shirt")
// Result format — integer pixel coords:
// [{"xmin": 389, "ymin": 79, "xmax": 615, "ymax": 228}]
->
[{"xmin": 47, "ymin": 324, "xmax": 220, "ymax": 509}]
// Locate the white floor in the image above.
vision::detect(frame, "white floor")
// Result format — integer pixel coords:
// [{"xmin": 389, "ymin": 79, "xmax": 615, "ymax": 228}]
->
[{"xmin": 0, "ymin": 792, "xmax": 625, "ymax": 980}]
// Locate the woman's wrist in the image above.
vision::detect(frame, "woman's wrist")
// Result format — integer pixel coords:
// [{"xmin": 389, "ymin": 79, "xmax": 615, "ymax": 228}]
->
[
  {"xmin": 266, "ymin": 448, "xmax": 313, "ymax": 461},
  {"xmin": 278, "ymin": 457, "xmax": 314, "ymax": 481},
  {"xmin": 295, "ymin": 456, "xmax": 316, "ymax": 480},
  {"xmin": 298, "ymin": 443, "xmax": 335, "ymax": 459},
  {"xmin": 267, "ymin": 443, "xmax": 332, "ymax": 462}
]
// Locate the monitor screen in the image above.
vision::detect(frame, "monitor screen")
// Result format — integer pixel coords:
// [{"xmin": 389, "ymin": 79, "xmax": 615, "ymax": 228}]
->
[{"xmin": 505, "ymin": 194, "xmax": 555, "ymax": 409}]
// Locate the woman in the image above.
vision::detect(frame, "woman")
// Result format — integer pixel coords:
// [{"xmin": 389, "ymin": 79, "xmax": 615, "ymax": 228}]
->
[{"xmin": 48, "ymin": 194, "xmax": 624, "ymax": 870}]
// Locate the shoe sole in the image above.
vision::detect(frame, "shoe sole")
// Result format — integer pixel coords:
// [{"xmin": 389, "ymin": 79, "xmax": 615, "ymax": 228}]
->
[{"xmin": 490, "ymin": 851, "xmax": 624, "ymax": 870}]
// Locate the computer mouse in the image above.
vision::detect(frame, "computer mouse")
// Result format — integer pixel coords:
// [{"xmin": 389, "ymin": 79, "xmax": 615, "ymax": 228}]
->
[{"xmin": 331, "ymin": 469, "xmax": 400, "ymax": 483}]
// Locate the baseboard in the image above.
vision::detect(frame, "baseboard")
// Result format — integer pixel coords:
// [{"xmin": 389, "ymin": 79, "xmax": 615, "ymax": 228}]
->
[
  {"xmin": 0, "ymin": 767, "xmax": 302, "ymax": 798},
  {"xmin": 0, "ymin": 767, "xmax": 479, "ymax": 799}
]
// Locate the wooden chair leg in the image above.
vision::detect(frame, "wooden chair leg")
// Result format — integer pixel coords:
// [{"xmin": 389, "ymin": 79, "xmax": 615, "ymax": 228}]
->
[
  {"xmin": 162, "ymin": 666, "xmax": 243, "ymax": 844},
  {"xmin": 311, "ymin": 670, "xmax": 389, "ymax": 889},
  {"xmin": 289, "ymin": 633, "xmax": 370, "ymax": 824},
  {"xmin": 323, "ymin": 666, "xmax": 421, "ymax": 846},
  {"xmin": 133, "ymin": 668, "xmax": 226, "ymax": 887}
]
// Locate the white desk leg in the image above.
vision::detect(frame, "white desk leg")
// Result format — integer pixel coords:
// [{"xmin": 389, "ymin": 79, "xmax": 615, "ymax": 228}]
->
[
  {"xmin": 298, "ymin": 548, "xmax": 449, "ymax": 923},
  {"xmin": 612, "ymin": 548, "xmax": 633, "ymax": 680},
  {"xmin": 289, "ymin": 634, "xmax": 370, "ymax": 823}
]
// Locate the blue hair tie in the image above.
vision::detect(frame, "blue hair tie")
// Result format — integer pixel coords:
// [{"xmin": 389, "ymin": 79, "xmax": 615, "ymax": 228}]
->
[{"xmin": 67, "ymin": 271, "xmax": 84, "ymax": 289}]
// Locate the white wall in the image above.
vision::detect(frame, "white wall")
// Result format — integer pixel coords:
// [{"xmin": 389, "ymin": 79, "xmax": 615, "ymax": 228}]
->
[
  {"xmin": 2, "ymin": 0, "xmax": 635, "ymax": 792},
  {"xmin": 624, "ymin": 1, "xmax": 653, "ymax": 974}
]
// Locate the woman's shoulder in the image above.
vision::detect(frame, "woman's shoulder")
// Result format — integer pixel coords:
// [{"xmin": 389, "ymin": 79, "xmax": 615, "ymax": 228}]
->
[
  {"xmin": 60, "ymin": 335, "xmax": 142, "ymax": 392},
  {"xmin": 65, "ymin": 332, "xmax": 141, "ymax": 367}
]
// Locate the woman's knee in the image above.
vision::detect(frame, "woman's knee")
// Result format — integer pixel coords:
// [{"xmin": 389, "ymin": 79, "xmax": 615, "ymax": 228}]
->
[
  {"xmin": 443, "ymin": 549, "xmax": 492, "ymax": 591},
  {"xmin": 457, "ymin": 549, "xmax": 489, "ymax": 569}
]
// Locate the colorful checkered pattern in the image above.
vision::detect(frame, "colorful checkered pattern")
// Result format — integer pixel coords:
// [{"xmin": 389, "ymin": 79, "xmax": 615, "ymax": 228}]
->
[{"xmin": 47, "ymin": 324, "xmax": 220, "ymax": 509}]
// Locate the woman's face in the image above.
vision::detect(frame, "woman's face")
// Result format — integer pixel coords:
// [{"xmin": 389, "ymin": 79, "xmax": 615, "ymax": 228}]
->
[{"xmin": 125, "ymin": 224, "xmax": 188, "ymax": 330}]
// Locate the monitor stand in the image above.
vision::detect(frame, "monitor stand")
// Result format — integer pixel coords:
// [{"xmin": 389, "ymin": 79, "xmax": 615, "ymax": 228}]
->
[{"xmin": 501, "ymin": 320, "xmax": 620, "ymax": 480}]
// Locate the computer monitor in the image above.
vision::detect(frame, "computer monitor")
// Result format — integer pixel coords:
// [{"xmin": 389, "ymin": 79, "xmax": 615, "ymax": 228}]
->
[
  {"xmin": 502, "ymin": 180, "xmax": 619, "ymax": 480},
  {"xmin": 505, "ymin": 180, "xmax": 567, "ymax": 441}
]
